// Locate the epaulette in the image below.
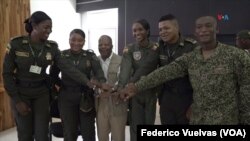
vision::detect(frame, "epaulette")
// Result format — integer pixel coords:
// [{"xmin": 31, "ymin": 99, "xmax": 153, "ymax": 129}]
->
[
  {"xmin": 46, "ymin": 40, "xmax": 58, "ymax": 48},
  {"xmin": 10, "ymin": 35, "xmax": 24, "ymax": 41},
  {"xmin": 86, "ymin": 49, "xmax": 94, "ymax": 53},
  {"xmin": 86, "ymin": 49, "xmax": 96, "ymax": 56},
  {"xmin": 60, "ymin": 50, "xmax": 70, "ymax": 57},
  {"xmin": 10, "ymin": 36, "xmax": 29, "ymax": 44},
  {"xmin": 184, "ymin": 38, "xmax": 197, "ymax": 44},
  {"xmin": 85, "ymin": 49, "xmax": 98, "ymax": 61}
]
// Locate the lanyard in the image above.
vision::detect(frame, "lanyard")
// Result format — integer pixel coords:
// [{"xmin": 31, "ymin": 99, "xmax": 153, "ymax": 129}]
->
[
  {"xmin": 72, "ymin": 53, "xmax": 82, "ymax": 67},
  {"xmin": 28, "ymin": 43, "xmax": 44, "ymax": 65}
]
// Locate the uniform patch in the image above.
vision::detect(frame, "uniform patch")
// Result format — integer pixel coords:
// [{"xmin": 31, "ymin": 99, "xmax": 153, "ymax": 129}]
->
[
  {"xmin": 213, "ymin": 65, "xmax": 229, "ymax": 74},
  {"xmin": 6, "ymin": 43, "xmax": 11, "ymax": 54},
  {"xmin": 46, "ymin": 52, "xmax": 52, "ymax": 60},
  {"xmin": 15, "ymin": 51, "xmax": 29, "ymax": 57},
  {"xmin": 86, "ymin": 60, "xmax": 91, "ymax": 67},
  {"xmin": 6, "ymin": 48, "xmax": 10, "ymax": 54},
  {"xmin": 133, "ymin": 51, "xmax": 141, "ymax": 61},
  {"xmin": 22, "ymin": 39, "xmax": 28, "ymax": 44}
]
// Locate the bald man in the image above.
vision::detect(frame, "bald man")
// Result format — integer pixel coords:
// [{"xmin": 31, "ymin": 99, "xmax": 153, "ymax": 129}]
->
[{"xmin": 96, "ymin": 35, "xmax": 127, "ymax": 141}]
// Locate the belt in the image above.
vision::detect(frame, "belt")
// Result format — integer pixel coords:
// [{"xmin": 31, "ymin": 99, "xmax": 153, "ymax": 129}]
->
[{"xmin": 16, "ymin": 80, "xmax": 46, "ymax": 88}]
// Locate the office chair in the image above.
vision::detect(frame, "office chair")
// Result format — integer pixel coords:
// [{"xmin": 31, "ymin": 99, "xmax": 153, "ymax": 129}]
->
[{"xmin": 49, "ymin": 97, "xmax": 64, "ymax": 141}]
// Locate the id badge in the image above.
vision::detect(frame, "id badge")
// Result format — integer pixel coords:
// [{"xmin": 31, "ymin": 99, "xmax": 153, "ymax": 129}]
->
[{"xmin": 29, "ymin": 65, "xmax": 42, "ymax": 74}]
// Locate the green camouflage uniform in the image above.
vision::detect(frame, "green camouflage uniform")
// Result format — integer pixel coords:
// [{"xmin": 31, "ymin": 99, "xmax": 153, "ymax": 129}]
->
[
  {"xmin": 118, "ymin": 41, "xmax": 159, "ymax": 141},
  {"xmin": 2, "ymin": 36, "xmax": 93, "ymax": 141},
  {"xmin": 135, "ymin": 42, "xmax": 250, "ymax": 125}
]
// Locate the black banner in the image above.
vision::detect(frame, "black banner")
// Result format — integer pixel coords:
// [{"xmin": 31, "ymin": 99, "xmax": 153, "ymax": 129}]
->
[{"xmin": 137, "ymin": 125, "xmax": 250, "ymax": 140}]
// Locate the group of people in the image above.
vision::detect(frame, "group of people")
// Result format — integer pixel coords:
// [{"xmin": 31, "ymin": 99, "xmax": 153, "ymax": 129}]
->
[{"xmin": 2, "ymin": 10, "xmax": 250, "ymax": 141}]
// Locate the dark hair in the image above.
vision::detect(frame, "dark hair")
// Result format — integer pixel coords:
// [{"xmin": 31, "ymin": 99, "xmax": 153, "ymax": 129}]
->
[
  {"xmin": 70, "ymin": 29, "xmax": 85, "ymax": 39},
  {"xmin": 24, "ymin": 11, "xmax": 51, "ymax": 34},
  {"xmin": 134, "ymin": 19, "xmax": 151, "ymax": 37},
  {"xmin": 158, "ymin": 14, "xmax": 176, "ymax": 22}
]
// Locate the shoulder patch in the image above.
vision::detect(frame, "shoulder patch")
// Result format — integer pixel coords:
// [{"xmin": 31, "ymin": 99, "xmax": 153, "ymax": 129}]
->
[
  {"xmin": 6, "ymin": 43, "xmax": 11, "ymax": 54},
  {"xmin": 185, "ymin": 38, "xmax": 197, "ymax": 44}
]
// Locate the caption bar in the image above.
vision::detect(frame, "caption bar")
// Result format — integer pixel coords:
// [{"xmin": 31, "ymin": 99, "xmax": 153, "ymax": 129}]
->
[{"xmin": 137, "ymin": 125, "xmax": 250, "ymax": 140}]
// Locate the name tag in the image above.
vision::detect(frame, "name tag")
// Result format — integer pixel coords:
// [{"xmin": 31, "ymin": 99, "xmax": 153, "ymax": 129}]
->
[{"xmin": 29, "ymin": 65, "xmax": 42, "ymax": 74}]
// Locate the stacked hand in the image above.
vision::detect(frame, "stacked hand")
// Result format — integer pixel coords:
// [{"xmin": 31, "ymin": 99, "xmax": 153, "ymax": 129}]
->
[
  {"xmin": 119, "ymin": 83, "xmax": 138, "ymax": 101},
  {"xmin": 89, "ymin": 80, "xmax": 138, "ymax": 103}
]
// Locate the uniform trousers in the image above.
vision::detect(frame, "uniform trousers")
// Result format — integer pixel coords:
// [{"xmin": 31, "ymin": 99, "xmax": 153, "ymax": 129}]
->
[
  {"xmin": 12, "ymin": 85, "xmax": 50, "ymax": 141},
  {"xmin": 59, "ymin": 88, "xmax": 96, "ymax": 141},
  {"xmin": 159, "ymin": 92, "xmax": 192, "ymax": 125},
  {"xmin": 96, "ymin": 97, "xmax": 127, "ymax": 141},
  {"xmin": 129, "ymin": 90, "xmax": 157, "ymax": 141}
]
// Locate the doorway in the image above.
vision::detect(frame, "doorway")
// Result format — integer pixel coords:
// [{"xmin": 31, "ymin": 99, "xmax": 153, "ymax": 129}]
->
[{"xmin": 82, "ymin": 8, "xmax": 118, "ymax": 56}]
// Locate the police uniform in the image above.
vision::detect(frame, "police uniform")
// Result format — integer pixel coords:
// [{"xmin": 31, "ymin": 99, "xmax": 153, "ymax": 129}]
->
[
  {"xmin": 118, "ymin": 41, "xmax": 159, "ymax": 141},
  {"xmin": 2, "ymin": 36, "xmax": 92, "ymax": 141},
  {"xmin": 135, "ymin": 42, "xmax": 250, "ymax": 125},
  {"xmin": 158, "ymin": 37, "xmax": 197, "ymax": 124},
  {"xmin": 50, "ymin": 49, "xmax": 105, "ymax": 141}
]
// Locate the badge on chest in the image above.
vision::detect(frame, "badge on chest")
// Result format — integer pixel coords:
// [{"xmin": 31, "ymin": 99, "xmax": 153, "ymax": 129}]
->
[
  {"xmin": 133, "ymin": 51, "xmax": 141, "ymax": 61},
  {"xmin": 29, "ymin": 65, "xmax": 42, "ymax": 74}
]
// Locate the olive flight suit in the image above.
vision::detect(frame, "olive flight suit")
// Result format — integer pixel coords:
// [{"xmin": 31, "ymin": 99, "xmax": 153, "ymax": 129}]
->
[{"xmin": 118, "ymin": 41, "xmax": 159, "ymax": 141}]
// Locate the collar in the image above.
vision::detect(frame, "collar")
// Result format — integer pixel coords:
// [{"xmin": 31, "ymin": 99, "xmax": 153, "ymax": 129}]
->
[
  {"xmin": 100, "ymin": 52, "xmax": 113, "ymax": 62},
  {"xmin": 161, "ymin": 37, "xmax": 185, "ymax": 47}
]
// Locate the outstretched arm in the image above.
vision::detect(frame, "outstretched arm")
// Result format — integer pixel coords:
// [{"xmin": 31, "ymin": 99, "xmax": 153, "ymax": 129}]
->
[{"xmin": 120, "ymin": 54, "xmax": 190, "ymax": 100}]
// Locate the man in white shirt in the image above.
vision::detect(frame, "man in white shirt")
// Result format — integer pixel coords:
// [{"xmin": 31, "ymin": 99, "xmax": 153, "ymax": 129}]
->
[{"xmin": 96, "ymin": 35, "xmax": 128, "ymax": 141}]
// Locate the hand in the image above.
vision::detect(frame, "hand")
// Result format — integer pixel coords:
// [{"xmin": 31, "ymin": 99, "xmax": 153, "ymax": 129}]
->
[
  {"xmin": 98, "ymin": 89, "xmax": 112, "ymax": 98},
  {"xmin": 119, "ymin": 83, "xmax": 138, "ymax": 101},
  {"xmin": 101, "ymin": 83, "xmax": 113, "ymax": 92},
  {"xmin": 15, "ymin": 101, "xmax": 31, "ymax": 116},
  {"xmin": 90, "ymin": 79, "xmax": 101, "ymax": 88},
  {"xmin": 54, "ymin": 84, "xmax": 60, "ymax": 92},
  {"xmin": 87, "ymin": 81, "xmax": 95, "ymax": 89},
  {"xmin": 97, "ymin": 84, "xmax": 113, "ymax": 98}
]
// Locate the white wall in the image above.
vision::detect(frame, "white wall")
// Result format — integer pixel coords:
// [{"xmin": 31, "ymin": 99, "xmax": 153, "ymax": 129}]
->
[{"xmin": 30, "ymin": 0, "xmax": 81, "ymax": 50}]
